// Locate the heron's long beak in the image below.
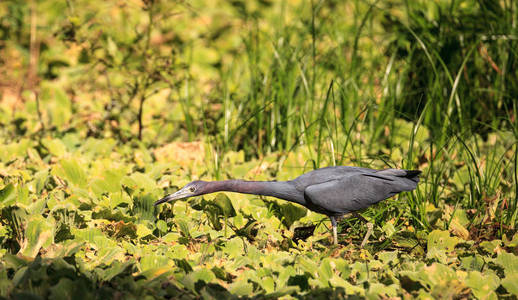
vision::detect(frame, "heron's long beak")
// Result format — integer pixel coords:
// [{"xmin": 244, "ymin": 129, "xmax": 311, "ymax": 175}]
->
[{"xmin": 154, "ymin": 188, "xmax": 193, "ymax": 206}]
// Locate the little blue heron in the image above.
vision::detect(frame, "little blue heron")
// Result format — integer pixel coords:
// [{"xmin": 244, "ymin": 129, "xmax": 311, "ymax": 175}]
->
[{"xmin": 155, "ymin": 166, "xmax": 421, "ymax": 246}]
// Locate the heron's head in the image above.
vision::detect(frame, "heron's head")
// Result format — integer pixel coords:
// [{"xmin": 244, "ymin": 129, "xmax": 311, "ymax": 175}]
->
[{"xmin": 154, "ymin": 180, "xmax": 208, "ymax": 205}]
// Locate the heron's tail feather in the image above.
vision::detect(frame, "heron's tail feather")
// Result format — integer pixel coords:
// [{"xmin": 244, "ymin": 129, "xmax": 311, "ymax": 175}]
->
[
  {"xmin": 403, "ymin": 170, "xmax": 421, "ymax": 183},
  {"xmin": 373, "ymin": 168, "xmax": 421, "ymax": 191}
]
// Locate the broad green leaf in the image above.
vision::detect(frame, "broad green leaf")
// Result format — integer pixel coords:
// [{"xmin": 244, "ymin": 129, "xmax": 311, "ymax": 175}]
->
[
  {"xmin": 156, "ymin": 220, "xmax": 168, "ymax": 233},
  {"xmin": 213, "ymin": 193, "xmax": 236, "ymax": 217},
  {"xmin": 329, "ymin": 275, "xmax": 360, "ymax": 293},
  {"xmin": 382, "ymin": 222, "xmax": 396, "ymax": 238},
  {"xmin": 45, "ymin": 84, "xmax": 72, "ymax": 127},
  {"xmin": 11, "ymin": 266, "xmax": 29, "ymax": 288},
  {"xmin": 19, "ymin": 215, "xmax": 54, "ymax": 258},
  {"xmin": 55, "ymin": 159, "xmax": 88, "ymax": 188},
  {"xmin": 229, "ymin": 279, "xmax": 254, "ymax": 296},
  {"xmin": 162, "ymin": 232, "xmax": 181, "ymax": 243},
  {"xmin": 136, "ymin": 224, "xmax": 153, "ymax": 238},
  {"xmin": 182, "ymin": 269, "xmax": 216, "ymax": 291},
  {"xmin": 278, "ymin": 266, "xmax": 296, "ymax": 287},
  {"xmin": 41, "ymin": 138, "xmax": 67, "ymax": 158},
  {"xmin": 223, "ymin": 237, "xmax": 244, "ymax": 258},
  {"xmin": 466, "ymin": 271, "xmax": 499, "ymax": 300},
  {"xmin": 49, "ymin": 278, "xmax": 74, "ymax": 300},
  {"xmin": 260, "ymin": 276, "xmax": 275, "ymax": 293},
  {"xmin": 368, "ymin": 283, "xmax": 397, "ymax": 298},
  {"xmin": 501, "ymin": 274, "xmax": 518, "ymax": 296},
  {"xmin": 297, "ymin": 256, "xmax": 318, "ymax": 276},
  {"xmin": 31, "ymin": 169, "xmax": 50, "ymax": 194},
  {"xmin": 0, "ymin": 183, "xmax": 15, "ymax": 206},
  {"xmin": 460, "ymin": 255, "xmax": 485, "ymax": 271},
  {"xmin": 91, "ymin": 169, "xmax": 125, "ymax": 194},
  {"xmin": 318, "ymin": 258, "xmax": 333, "ymax": 281},
  {"xmin": 504, "ymin": 232, "xmax": 518, "ymax": 248},
  {"xmin": 97, "ymin": 247, "xmax": 125, "ymax": 266},
  {"xmin": 0, "ymin": 139, "xmax": 32, "ymax": 162},
  {"xmin": 377, "ymin": 251, "xmax": 399, "ymax": 265},
  {"xmin": 139, "ymin": 267, "xmax": 173, "ymax": 280},
  {"xmin": 427, "ymin": 230, "xmax": 460, "ymax": 252},
  {"xmin": 133, "ymin": 194, "xmax": 156, "ymax": 222},
  {"xmin": 495, "ymin": 252, "xmax": 518, "ymax": 276},
  {"xmin": 124, "ymin": 172, "xmax": 156, "ymax": 192},
  {"xmin": 44, "ymin": 241, "xmax": 84, "ymax": 259},
  {"xmin": 480, "ymin": 240, "xmax": 502, "ymax": 254},
  {"xmin": 280, "ymin": 203, "xmax": 307, "ymax": 228},
  {"xmin": 176, "ymin": 218, "xmax": 191, "ymax": 237},
  {"xmin": 427, "ymin": 230, "xmax": 460, "ymax": 262},
  {"xmin": 140, "ymin": 254, "xmax": 169, "ymax": 272}
]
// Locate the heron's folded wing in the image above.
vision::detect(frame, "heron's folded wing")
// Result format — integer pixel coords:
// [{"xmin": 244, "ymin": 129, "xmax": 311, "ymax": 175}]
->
[{"xmin": 303, "ymin": 174, "xmax": 401, "ymax": 214}]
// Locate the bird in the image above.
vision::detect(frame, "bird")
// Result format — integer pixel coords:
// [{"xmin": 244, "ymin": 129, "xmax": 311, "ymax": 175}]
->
[{"xmin": 155, "ymin": 166, "xmax": 421, "ymax": 246}]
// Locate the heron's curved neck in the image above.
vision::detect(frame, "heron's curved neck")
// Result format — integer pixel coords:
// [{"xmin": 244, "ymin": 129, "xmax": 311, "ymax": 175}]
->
[{"xmin": 206, "ymin": 180, "xmax": 304, "ymax": 205}]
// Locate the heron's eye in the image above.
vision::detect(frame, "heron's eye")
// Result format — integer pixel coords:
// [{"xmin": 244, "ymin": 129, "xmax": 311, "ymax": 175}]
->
[{"xmin": 189, "ymin": 187, "xmax": 196, "ymax": 193}]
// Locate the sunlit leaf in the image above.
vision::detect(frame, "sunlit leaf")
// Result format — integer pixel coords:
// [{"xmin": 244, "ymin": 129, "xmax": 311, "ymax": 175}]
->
[
  {"xmin": 41, "ymin": 138, "xmax": 66, "ymax": 158},
  {"xmin": 0, "ymin": 183, "xmax": 15, "ymax": 207},
  {"xmin": 19, "ymin": 215, "xmax": 54, "ymax": 258},
  {"xmin": 501, "ymin": 274, "xmax": 518, "ymax": 296},
  {"xmin": 213, "ymin": 193, "xmax": 236, "ymax": 217},
  {"xmin": 55, "ymin": 159, "xmax": 88, "ymax": 188},
  {"xmin": 466, "ymin": 271, "xmax": 499, "ymax": 300},
  {"xmin": 495, "ymin": 252, "xmax": 518, "ymax": 276}
]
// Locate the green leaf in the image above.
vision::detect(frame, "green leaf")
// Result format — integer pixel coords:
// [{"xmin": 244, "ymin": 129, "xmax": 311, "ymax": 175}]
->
[
  {"xmin": 229, "ymin": 279, "xmax": 254, "ymax": 296},
  {"xmin": 136, "ymin": 224, "xmax": 153, "ymax": 239},
  {"xmin": 368, "ymin": 282, "xmax": 397, "ymax": 298},
  {"xmin": 156, "ymin": 220, "xmax": 168, "ymax": 233},
  {"xmin": 176, "ymin": 218, "xmax": 191, "ymax": 238},
  {"xmin": 427, "ymin": 230, "xmax": 459, "ymax": 262},
  {"xmin": 19, "ymin": 215, "xmax": 54, "ymax": 258},
  {"xmin": 140, "ymin": 254, "xmax": 169, "ymax": 272},
  {"xmin": 162, "ymin": 232, "xmax": 181, "ymax": 243},
  {"xmin": 49, "ymin": 278, "xmax": 75, "ymax": 300},
  {"xmin": 504, "ymin": 232, "xmax": 518, "ymax": 248},
  {"xmin": 101, "ymin": 260, "xmax": 134, "ymax": 281},
  {"xmin": 495, "ymin": 252, "xmax": 518, "ymax": 276},
  {"xmin": 41, "ymin": 138, "xmax": 67, "ymax": 157},
  {"xmin": 318, "ymin": 258, "xmax": 333, "ymax": 281},
  {"xmin": 501, "ymin": 273, "xmax": 518, "ymax": 296},
  {"xmin": 56, "ymin": 159, "xmax": 88, "ymax": 187},
  {"xmin": 11, "ymin": 266, "xmax": 29, "ymax": 288},
  {"xmin": 427, "ymin": 230, "xmax": 460, "ymax": 252},
  {"xmin": 91, "ymin": 169, "xmax": 125, "ymax": 194},
  {"xmin": 133, "ymin": 193, "xmax": 156, "ymax": 222},
  {"xmin": 43, "ymin": 84, "xmax": 72, "ymax": 128},
  {"xmin": 182, "ymin": 269, "xmax": 216, "ymax": 291},
  {"xmin": 377, "ymin": 251, "xmax": 399, "ymax": 265},
  {"xmin": 466, "ymin": 271, "xmax": 500, "ymax": 300},
  {"xmin": 297, "ymin": 256, "xmax": 317, "ymax": 276},
  {"xmin": 0, "ymin": 183, "xmax": 15, "ymax": 206},
  {"xmin": 480, "ymin": 240, "xmax": 502, "ymax": 254},
  {"xmin": 213, "ymin": 193, "xmax": 236, "ymax": 217},
  {"xmin": 260, "ymin": 276, "xmax": 275, "ymax": 293},
  {"xmin": 382, "ymin": 222, "xmax": 396, "ymax": 238},
  {"xmin": 279, "ymin": 203, "xmax": 307, "ymax": 228},
  {"xmin": 223, "ymin": 237, "xmax": 244, "ymax": 258},
  {"xmin": 124, "ymin": 172, "xmax": 156, "ymax": 192},
  {"xmin": 460, "ymin": 255, "xmax": 485, "ymax": 271}
]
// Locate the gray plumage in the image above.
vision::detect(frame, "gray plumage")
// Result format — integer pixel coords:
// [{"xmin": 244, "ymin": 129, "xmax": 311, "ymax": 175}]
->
[{"xmin": 155, "ymin": 166, "xmax": 421, "ymax": 245}]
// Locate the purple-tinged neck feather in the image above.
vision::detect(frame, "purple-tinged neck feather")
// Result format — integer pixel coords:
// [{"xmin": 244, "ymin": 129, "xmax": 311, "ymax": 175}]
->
[{"xmin": 203, "ymin": 180, "xmax": 305, "ymax": 205}]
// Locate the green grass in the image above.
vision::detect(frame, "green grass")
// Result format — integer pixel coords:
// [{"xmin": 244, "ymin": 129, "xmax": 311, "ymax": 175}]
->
[{"xmin": 0, "ymin": 0, "xmax": 517, "ymax": 298}]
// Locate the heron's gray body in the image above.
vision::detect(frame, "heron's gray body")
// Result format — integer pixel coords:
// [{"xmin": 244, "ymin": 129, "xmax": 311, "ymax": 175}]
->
[
  {"xmin": 155, "ymin": 166, "xmax": 421, "ymax": 245},
  {"xmin": 294, "ymin": 166, "xmax": 420, "ymax": 216}
]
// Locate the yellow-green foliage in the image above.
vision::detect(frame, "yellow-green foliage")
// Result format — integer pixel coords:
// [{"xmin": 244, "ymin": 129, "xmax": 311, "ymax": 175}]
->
[{"xmin": 0, "ymin": 0, "xmax": 517, "ymax": 298}]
